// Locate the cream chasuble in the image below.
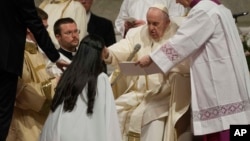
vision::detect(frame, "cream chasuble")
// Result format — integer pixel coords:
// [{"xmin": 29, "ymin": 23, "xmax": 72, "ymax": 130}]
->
[{"xmin": 106, "ymin": 23, "xmax": 191, "ymax": 141}]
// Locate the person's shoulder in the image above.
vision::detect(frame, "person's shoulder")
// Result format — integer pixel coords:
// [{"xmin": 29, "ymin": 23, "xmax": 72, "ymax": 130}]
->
[
  {"xmin": 170, "ymin": 16, "xmax": 187, "ymax": 27},
  {"xmin": 98, "ymin": 72, "xmax": 109, "ymax": 80},
  {"xmin": 193, "ymin": 1, "xmax": 216, "ymax": 13},
  {"xmin": 97, "ymin": 72, "xmax": 110, "ymax": 87},
  {"xmin": 126, "ymin": 25, "xmax": 145, "ymax": 36},
  {"xmin": 71, "ymin": 0, "xmax": 85, "ymax": 9}
]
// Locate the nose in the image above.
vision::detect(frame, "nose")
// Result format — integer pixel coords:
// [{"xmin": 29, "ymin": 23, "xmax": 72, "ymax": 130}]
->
[
  {"xmin": 72, "ymin": 33, "xmax": 79, "ymax": 38},
  {"xmin": 148, "ymin": 24, "xmax": 154, "ymax": 31}
]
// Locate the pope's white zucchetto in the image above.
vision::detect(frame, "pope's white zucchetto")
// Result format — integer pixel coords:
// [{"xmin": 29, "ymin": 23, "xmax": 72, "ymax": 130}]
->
[{"xmin": 150, "ymin": 3, "xmax": 169, "ymax": 14}]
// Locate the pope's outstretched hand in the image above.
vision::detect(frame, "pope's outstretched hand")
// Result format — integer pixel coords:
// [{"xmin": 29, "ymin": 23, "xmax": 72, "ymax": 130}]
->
[{"xmin": 135, "ymin": 55, "xmax": 152, "ymax": 67}]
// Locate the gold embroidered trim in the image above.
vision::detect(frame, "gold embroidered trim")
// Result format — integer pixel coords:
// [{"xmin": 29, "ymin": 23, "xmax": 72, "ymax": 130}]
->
[
  {"xmin": 60, "ymin": 0, "xmax": 72, "ymax": 18},
  {"xmin": 41, "ymin": 79, "xmax": 52, "ymax": 99},
  {"xmin": 39, "ymin": 99, "xmax": 52, "ymax": 115},
  {"xmin": 35, "ymin": 64, "xmax": 46, "ymax": 72},
  {"xmin": 24, "ymin": 52, "xmax": 41, "ymax": 82},
  {"xmin": 127, "ymin": 131, "xmax": 140, "ymax": 141},
  {"xmin": 25, "ymin": 42, "xmax": 38, "ymax": 54}
]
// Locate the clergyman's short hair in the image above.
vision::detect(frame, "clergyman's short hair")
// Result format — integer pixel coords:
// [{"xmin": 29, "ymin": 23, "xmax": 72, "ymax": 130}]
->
[{"xmin": 53, "ymin": 17, "xmax": 76, "ymax": 36}]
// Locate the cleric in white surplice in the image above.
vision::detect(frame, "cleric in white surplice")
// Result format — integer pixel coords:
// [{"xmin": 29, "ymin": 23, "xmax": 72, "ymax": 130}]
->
[{"xmin": 137, "ymin": 0, "xmax": 250, "ymax": 140}]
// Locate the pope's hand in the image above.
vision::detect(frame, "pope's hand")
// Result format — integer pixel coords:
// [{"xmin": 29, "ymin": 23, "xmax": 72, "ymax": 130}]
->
[
  {"xmin": 135, "ymin": 55, "xmax": 152, "ymax": 67},
  {"xmin": 103, "ymin": 47, "xmax": 109, "ymax": 59},
  {"xmin": 245, "ymin": 50, "xmax": 250, "ymax": 56}
]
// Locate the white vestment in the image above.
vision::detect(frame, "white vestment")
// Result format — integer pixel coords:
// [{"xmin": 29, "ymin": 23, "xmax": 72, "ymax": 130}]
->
[
  {"xmin": 150, "ymin": 0, "xmax": 250, "ymax": 135},
  {"xmin": 40, "ymin": 73, "xmax": 122, "ymax": 141},
  {"xmin": 106, "ymin": 23, "xmax": 191, "ymax": 141},
  {"xmin": 39, "ymin": 0, "xmax": 87, "ymax": 48},
  {"xmin": 115, "ymin": 0, "xmax": 187, "ymax": 36}
]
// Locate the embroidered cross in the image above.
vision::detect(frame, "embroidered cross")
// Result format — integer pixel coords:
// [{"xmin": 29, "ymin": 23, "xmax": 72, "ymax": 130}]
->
[{"xmin": 160, "ymin": 44, "xmax": 179, "ymax": 61}]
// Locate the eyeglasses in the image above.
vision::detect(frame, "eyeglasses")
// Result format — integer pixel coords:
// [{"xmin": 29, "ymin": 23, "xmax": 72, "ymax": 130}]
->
[{"xmin": 62, "ymin": 29, "xmax": 80, "ymax": 36}]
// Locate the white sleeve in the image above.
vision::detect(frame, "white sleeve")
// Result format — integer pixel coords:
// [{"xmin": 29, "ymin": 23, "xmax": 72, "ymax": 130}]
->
[
  {"xmin": 46, "ymin": 54, "xmax": 71, "ymax": 77},
  {"xmin": 46, "ymin": 60, "xmax": 63, "ymax": 77},
  {"xmin": 107, "ymin": 34, "xmax": 135, "ymax": 66},
  {"xmin": 115, "ymin": 0, "xmax": 129, "ymax": 36},
  {"xmin": 151, "ymin": 9, "xmax": 215, "ymax": 73}
]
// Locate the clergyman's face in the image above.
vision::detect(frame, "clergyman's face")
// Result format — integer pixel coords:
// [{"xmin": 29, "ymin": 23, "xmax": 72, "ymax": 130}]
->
[
  {"xmin": 56, "ymin": 23, "xmax": 79, "ymax": 51},
  {"xmin": 146, "ymin": 8, "xmax": 170, "ymax": 41}
]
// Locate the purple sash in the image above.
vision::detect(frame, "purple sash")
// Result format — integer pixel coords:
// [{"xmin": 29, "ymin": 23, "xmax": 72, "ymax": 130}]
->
[{"xmin": 190, "ymin": 0, "xmax": 221, "ymax": 8}]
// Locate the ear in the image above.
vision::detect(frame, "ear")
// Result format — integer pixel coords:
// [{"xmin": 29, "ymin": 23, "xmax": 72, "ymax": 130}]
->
[{"xmin": 55, "ymin": 34, "xmax": 61, "ymax": 40}]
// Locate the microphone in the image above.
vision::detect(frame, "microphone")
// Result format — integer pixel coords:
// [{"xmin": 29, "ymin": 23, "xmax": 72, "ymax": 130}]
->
[
  {"xmin": 233, "ymin": 11, "xmax": 248, "ymax": 18},
  {"xmin": 111, "ymin": 44, "xmax": 141, "ymax": 86},
  {"xmin": 233, "ymin": 11, "xmax": 248, "ymax": 23},
  {"xmin": 126, "ymin": 44, "xmax": 141, "ymax": 61}
]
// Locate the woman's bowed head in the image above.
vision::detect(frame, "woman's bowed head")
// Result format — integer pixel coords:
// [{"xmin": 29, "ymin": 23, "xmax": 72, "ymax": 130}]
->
[
  {"xmin": 40, "ymin": 34, "xmax": 122, "ymax": 141},
  {"xmin": 51, "ymin": 34, "xmax": 106, "ymax": 115}
]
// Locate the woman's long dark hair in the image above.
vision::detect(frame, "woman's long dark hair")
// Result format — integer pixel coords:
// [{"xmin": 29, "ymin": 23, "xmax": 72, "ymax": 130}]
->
[{"xmin": 51, "ymin": 34, "xmax": 105, "ymax": 115}]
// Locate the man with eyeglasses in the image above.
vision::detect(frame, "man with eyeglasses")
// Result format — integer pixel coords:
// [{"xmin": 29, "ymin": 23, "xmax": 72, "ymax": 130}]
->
[
  {"xmin": 47, "ymin": 18, "xmax": 80, "ymax": 77},
  {"xmin": 39, "ymin": 0, "xmax": 87, "ymax": 49}
]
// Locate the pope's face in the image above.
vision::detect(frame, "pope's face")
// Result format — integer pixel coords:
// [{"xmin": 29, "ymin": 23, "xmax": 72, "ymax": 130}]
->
[
  {"xmin": 146, "ymin": 8, "xmax": 170, "ymax": 41},
  {"xmin": 176, "ymin": 0, "xmax": 192, "ymax": 7}
]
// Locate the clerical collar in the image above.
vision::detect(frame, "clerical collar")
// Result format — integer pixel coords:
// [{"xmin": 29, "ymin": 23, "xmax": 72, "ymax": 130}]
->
[
  {"xmin": 86, "ymin": 12, "xmax": 91, "ymax": 24},
  {"xmin": 58, "ymin": 48, "xmax": 76, "ymax": 60},
  {"xmin": 190, "ymin": 0, "xmax": 221, "ymax": 8}
]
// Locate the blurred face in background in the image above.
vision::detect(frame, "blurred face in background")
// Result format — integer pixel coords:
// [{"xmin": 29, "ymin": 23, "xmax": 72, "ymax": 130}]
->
[
  {"xmin": 146, "ymin": 8, "xmax": 170, "ymax": 41},
  {"xmin": 78, "ymin": 0, "xmax": 93, "ymax": 13},
  {"xmin": 56, "ymin": 22, "xmax": 79, "ymax": 52}
]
